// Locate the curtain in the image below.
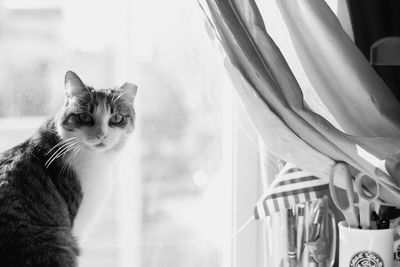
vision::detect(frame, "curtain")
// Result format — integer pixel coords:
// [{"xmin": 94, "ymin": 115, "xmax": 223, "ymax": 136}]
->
[{"xmin": 199, "ymin": 0, "xmax": 400, "ymax": 206}]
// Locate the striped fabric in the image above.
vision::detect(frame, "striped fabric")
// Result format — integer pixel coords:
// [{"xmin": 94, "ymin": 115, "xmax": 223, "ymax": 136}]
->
[{"xmin": 254, "ymin": 163, "xmax": 329, "ymax": 219}]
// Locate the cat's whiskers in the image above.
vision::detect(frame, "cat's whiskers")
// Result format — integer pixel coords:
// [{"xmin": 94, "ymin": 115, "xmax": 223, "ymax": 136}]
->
[
  {"xmin": 45, "ymin": 137, "xmax": 76, "ymax": 156},
  {"xmin": 66, "ymin": 144, "xmax": 84, "ymax": 180},
  {"xmin": 47, "ymin": 140, "xmax": 75, "ymax": 159},
  {"xmin": 113, "ymin": 91, "xmax": 128, "ymax": 103},
  {"xmin": 59, "ymin": 142, "xmax": 79, "ymax": 159},
  {"xmin": 58, "ymin": 154, "xmax": 71, "ymax": 181},
  {"xmin": 112, "ymin": 90, "xmax": 134, "ymax": 104},
  {"xmin": 111, "ymin": 87, "xmax": 124, "ymax": 104},
  {"xmin": 45, "ymin": 141, "xmax": 75, "ymax": 167},
  {"xmin": 69, "ymin": 144, "xmax": 83, "ymax": 167},
  {"xmin": 58, "ymin": 143, "xmax": 81, "ymax": 180},
  {"xmin": 45, "ymin": 141, "xmax": 78, "ymax": 168},
  {"xmin": 72, "ymin": 145, "xmax": 81, "ymax": 159}
]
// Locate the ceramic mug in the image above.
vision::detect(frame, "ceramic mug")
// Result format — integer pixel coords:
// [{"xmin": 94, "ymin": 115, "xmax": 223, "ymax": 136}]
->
[{"xmin": 338, "ymin": 220, "xmax": 394, "ymax": 267}]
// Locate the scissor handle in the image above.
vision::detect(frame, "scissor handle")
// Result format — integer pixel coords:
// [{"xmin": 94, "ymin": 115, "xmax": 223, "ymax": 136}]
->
[
  {"xmin": 354, "ymin": 173, "xmax": 380, "ymax": 228},
  {"xmin": 329, "ymin": 163, "xmax": 359, "ymax": 227},
  {"xmin": 329, "ymin": 163, "xmax": 356, "ymax": 209},
  {"xmin": 354, "ymin": 173, "xmax": 380, "ymax": 201}
]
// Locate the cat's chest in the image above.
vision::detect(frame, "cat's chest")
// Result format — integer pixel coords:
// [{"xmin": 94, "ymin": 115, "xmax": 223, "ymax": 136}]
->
[
  {"xmin": 70, "ymin": 152, "xmax": 116, "ymax": 242},
  {"xmin": 74, "ymin": 153, "xmax": 113, "ymax": 187}
]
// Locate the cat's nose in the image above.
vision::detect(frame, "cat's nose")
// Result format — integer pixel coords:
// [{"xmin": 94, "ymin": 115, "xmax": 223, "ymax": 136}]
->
[{"xmin": 96, "ymin": 133, "xmax": 108, "ymax": 140}]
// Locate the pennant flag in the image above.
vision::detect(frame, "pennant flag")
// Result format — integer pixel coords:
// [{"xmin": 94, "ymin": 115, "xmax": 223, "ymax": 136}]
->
[{"xmin": 254, "ymin": 163, "xmax": 329, "ymax": 219}]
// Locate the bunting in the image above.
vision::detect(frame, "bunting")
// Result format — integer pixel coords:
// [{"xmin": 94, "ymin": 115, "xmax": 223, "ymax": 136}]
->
[{"xmin": 254, "ymin": 163, "xmax": 329, "ymax": 219}]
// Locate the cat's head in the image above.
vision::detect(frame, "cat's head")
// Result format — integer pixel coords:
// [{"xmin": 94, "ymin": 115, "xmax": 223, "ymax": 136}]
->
[{"xmin": 56, "ymin": 71, "xmax": 137, "ymax": 153}]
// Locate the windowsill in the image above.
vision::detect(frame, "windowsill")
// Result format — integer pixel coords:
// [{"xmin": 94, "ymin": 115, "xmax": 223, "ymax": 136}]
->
[
  {"xmin": 0, "ymin": 116, "xmax": 45, "ymax": 130},
  {"xmin": 0, "ymin": 116, "xmax": 45, "ymax": 152}
]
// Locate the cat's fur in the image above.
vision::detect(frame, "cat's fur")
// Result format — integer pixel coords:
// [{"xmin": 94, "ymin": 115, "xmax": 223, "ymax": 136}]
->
[{"xmin": 0, "ymin": 71, "xmax": 137, "ymax": 267}]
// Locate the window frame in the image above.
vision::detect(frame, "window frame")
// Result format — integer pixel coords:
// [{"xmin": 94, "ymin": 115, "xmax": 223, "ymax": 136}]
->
[{"xmin": 231, "ymin": 101, "xmax": 266, "ymax": 267}]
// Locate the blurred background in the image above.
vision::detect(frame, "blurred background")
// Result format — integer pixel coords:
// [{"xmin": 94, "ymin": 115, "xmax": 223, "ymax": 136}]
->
[{"xmin": 0, "ymin": 0, "xmax": 238, "ymax": 266}]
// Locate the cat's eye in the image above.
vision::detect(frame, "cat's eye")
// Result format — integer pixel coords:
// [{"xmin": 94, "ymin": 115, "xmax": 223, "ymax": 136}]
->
[
  {"xmin": 110, "ymin": 113, "xmax": 124, "ymax": 125},
  {"xmin": 78, "ymin": 113, "xmax": 93, "ymax": 124}
]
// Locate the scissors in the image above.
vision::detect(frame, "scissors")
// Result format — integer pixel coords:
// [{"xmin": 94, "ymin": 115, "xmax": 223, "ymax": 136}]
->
[
  {"xmin": 354, "ymin": 172, "xmax": 381, "ymax": 228},
  {"xmin": 329, "ymin": 163, "xmax": 359, "ymax": 228},
  {"xmin": 329, "ymin": 162, "xmax": 381, "ymax": 228}
]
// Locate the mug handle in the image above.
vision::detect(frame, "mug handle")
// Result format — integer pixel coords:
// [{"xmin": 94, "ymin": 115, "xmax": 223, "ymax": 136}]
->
[
  {"xmin": 394, "ymin": 238, "xmax": 400, "ymax": 263},
  {"xmin": 327, "ymin": 210, "xmax": 337, "ymax": 267}
]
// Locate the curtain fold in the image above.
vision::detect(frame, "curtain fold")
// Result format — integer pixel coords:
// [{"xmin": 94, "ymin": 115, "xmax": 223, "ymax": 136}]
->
[{"xmin": 199, "ymin": 0, "xmax": 400, "ymax": 205}]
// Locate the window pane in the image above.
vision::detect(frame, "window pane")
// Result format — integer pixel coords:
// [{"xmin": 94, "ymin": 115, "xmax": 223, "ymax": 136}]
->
[
  {"xmin": 0, "ymin": 0, "xmax": 116, "ymax": 117},
  {"xmin": 0, "ymin": 1, "xmax": 233, "ymax": 267},
  {"xmin": 131, "ymin": 1, "xmax": 232, "ymax": 266}
]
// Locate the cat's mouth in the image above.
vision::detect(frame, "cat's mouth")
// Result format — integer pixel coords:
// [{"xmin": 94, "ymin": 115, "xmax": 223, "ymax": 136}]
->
[{"xmin": 95, "ymin": 143, "xmax": 106, "ymax": 148}]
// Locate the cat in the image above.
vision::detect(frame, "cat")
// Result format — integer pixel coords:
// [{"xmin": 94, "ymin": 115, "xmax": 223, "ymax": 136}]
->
[{"xmin": 0, "ymin": 71, "xmax": 137, "ymax": 267}]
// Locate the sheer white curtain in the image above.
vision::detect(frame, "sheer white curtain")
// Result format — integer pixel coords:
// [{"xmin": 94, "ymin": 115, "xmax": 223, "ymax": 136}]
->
[
  {"xmin": 255, "ymin": 0, "xmax": 353, "ymax": 131},
  {"xmin": 199, "ymin": 0, "xmax": 400, "ymax": 218}
]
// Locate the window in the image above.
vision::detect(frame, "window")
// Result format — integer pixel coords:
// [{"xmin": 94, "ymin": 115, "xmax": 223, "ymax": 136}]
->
[{"xmin": 0, "ymin": 1, "xmax": 257, "ymax": 267}]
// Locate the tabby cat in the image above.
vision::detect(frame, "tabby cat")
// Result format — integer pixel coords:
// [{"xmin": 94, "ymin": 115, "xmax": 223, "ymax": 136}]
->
[{"xmin": 0, "ymin": 71, "xmax": 137, "ymax": 266}]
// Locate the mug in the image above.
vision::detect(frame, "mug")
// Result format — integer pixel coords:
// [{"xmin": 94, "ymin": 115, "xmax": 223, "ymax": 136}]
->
[{"xmin": 338, "ymin": 221, "xmax": 394, "ymax": 267}]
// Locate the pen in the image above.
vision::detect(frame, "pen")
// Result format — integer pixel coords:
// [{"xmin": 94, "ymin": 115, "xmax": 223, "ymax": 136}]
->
[
  {"xmin": 296, "ymin": 205, "xmax": 305, "ymax": 261},
  {"xmin": 287, "ymin": 208, "xmax": 297, "ymax": 267},
  {"xmin": 303, "ymin": 203, "xmax": 310, "ymax": 267},
  {"xmin": 309, "ymin": 204, "xmax": 323, "ymax": 242},
  {"xmin": 308, "ymin": 203, "xmax": 323, "ymax": 266}
]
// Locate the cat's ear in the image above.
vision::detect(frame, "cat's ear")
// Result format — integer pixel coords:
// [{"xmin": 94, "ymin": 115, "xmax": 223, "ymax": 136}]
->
[
  {"xmin": 120, "ymin": 82, "xmax": 138, "ymax": 101},
  {"xmin": 65, "ymin": 71, "xmax": 87, "ymax": 98}
]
